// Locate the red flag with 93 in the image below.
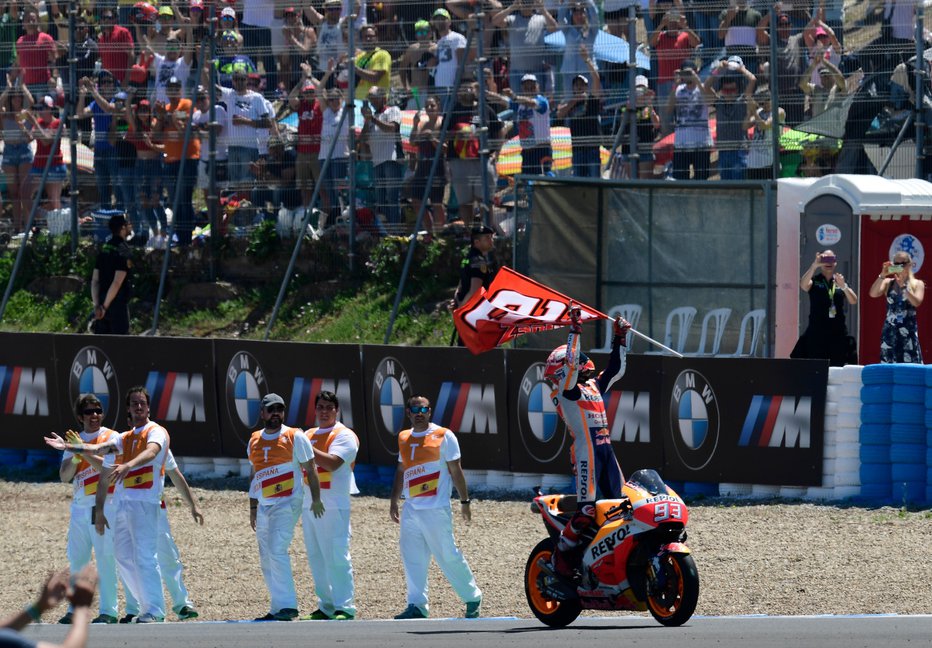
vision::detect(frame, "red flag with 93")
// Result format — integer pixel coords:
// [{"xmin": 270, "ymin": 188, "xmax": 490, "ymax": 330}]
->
[{"xmin": 453, "ymin": 267, "xmax": 608, "ymax": 354}]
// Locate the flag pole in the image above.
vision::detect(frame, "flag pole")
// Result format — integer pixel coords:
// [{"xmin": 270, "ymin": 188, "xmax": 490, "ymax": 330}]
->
[{"xmin": 626, "ymin": 327, "xmax": 684, "ymax": 358}]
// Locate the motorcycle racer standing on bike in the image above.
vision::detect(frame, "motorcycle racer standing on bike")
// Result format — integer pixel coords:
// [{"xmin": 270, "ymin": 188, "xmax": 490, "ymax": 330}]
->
[{"xmin": 543, "ymin": 306, "xmax": 631, "ymax": 580}]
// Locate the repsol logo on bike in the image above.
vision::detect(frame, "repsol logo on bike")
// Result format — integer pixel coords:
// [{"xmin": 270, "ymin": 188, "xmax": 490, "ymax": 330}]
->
[
  {"xmin": 669, "ymin": 370, "xmax": 719, "ymax": 471},
  {"xmin": 226, "ymin": 351, "xmax": 269, "ymax": 435},
  {"xmin": 0, "ymin": 365, "xmax": 49, "ymax": 416},
  {"xmin": 739, "ymin": 395, "xmax": 812, "ymax": 448},
  {"xmin": 589, "ymin": 524, "xmax": 630, "ymax": 561},
  {"xmin": 146, "ymin": 371, "xmax": 206, "ymax": 422},
  {"xmin": 286, "ymin": 377, "xmax": 354, "ymax": 429},
  {"xmin": 517, "ymin": 362, "xmax": 565, "ymax": 463},
  {"xmin": 371, "ymin": 356, "xmax": 412, "ymax": 454},
  {"xmin": 434, "ymin": 381, "xmax": 496, "ymax": 434},
  {"xmin": 69, "ymin": 347, "xmax": 120, "ymax": 427}
]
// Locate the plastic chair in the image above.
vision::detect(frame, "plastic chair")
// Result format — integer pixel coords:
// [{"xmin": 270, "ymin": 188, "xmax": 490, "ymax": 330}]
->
[
  {"xmin": 646, "ymin": 306, "xmax": 697, "ymax": 355},
  {"xmin": 694, "ymin": 308, "xmax": 732, "ymax": 356},
  {"xmin": 590, "ymin": 304, "xmax": 642, "ymax": 353},
  {"xmin": 720, "ymin": 309, "xmax": 766, "ymax": 357}
]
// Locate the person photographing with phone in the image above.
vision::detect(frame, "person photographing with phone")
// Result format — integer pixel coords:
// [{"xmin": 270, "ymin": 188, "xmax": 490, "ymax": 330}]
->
[
  {"xmin": 869, "ymin": 252, "xmax": 925, "ymax": 363},
  {"xmin": 792, "ymin": 250, "xmax": 858, "ymax": 366}
]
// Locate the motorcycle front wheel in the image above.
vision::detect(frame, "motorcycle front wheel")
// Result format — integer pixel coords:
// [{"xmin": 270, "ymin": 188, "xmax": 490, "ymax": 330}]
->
[
  {"xmin": 524, "ymin": 539, "xmax": 582, "ymax": 628},
  {"xmin": 646, "ymin": 552, "xmax": 699, "ymax": 627}
]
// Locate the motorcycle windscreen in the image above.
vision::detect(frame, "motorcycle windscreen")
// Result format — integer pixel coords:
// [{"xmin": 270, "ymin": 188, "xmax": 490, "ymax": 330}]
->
[{"xmin": 626, "ymin": 469, "xmax": 667, "ymax": 495}]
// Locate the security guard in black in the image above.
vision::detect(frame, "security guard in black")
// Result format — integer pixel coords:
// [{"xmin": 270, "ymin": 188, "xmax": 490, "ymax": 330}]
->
[
  {"xmin": 91, "ymin": 214, "xmax": 133, "ymax": 335},
  {"xmin": 455, "ymin": 224, "xmax": 498, "ymax": 307}
]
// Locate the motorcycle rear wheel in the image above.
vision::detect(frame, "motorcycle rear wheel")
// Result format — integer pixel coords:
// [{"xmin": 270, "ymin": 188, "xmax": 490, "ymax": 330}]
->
[
  {"xmin": 646, "ymin": 552, "xmax": 699, "ymax": 627},
  {"xmin": 524, "ymin": 539, "xmax": 582, "ymax": 628}
]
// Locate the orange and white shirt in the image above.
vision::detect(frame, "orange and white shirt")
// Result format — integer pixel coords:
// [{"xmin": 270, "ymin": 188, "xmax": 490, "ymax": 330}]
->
[
  {"xmin": 104, "ymin": 421, "xmax": 170, "ymax": 504},
  {"xmin": 63, "ymin": 428, "xmax": 117, "ymax": 508},
  {"xmin": 247, "ymin": 426, "xmax": 313, "ymax": 505},
  {"xmin": 303, "ymin": 423, "xmax": 359, "ymax": 510},
  {"xmin": 397, "ymin": 423, "xmax": 460, "ymax": 510}
]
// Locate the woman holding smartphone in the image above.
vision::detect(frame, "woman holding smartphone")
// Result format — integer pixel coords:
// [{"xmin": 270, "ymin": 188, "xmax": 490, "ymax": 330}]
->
[
  {"xmin": 869, "ymin": 252, "xmax": 925, "ymax": 363},
  {"xmin": 792, "ymin": 250, "xmax": 858, "ymax": 366}
]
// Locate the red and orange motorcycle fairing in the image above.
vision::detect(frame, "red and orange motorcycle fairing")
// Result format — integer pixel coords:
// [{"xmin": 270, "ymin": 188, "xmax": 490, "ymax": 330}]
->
[{"xmin": 525, "ymin": 469, "xmax": 699, "ymax": 627}]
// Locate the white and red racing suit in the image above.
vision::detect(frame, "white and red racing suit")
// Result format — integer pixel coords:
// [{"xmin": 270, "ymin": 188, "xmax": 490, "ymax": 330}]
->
[{"xmin": 551, "ymin": 325, "xmax": 627, "ymax": 575}]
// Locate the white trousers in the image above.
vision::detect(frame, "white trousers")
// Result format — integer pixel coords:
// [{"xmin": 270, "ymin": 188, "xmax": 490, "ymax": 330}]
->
[
  {"xmin": 256, "ymin": 497, "xmax": 302, "ymax": 614},
  {"xmin": 124, "ymin": 506, "xmax": 193, "ymax": 615},
  {"xmin": 113, "ymin": 499, "xmax": 165, "ymax": 618},
  {"xmin": 399, "ymin": 506, "xmax": 481, "ymax": 611},
  {"xmin": 66, "ymin": 504, "xmax": 118, "ymax": 617},
  {"xmin": 301, "ymin": 506, "xmax": 355, "ymax": 616}
]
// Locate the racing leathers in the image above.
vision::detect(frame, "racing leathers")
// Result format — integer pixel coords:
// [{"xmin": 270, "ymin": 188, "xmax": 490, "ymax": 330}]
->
[{"xmin": 550, "ymin": 321, "xmax": 628, "ymax": 577}]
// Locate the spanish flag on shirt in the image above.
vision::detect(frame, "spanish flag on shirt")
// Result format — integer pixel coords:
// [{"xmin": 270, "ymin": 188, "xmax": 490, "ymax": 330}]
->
[
  {"xmin": 408, "ymin": 471, "xmax": 440, "ymax": 498},
  {"xmin": 83, "ymin": 473, "xmax": 115, "ymax": 497},
  {"xmin": 262, "ymin": 472, "xmax": 294, "ymax": 498},
  {"xmin": 316, "ymin": 466, "xmax": 332, "ymax": 490},
  {"xmin": 124, "ymin": 466, "xmax": 154, "ymax": 489}
]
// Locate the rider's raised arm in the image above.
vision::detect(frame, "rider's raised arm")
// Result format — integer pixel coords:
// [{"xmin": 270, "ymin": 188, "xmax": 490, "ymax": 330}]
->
[{"xmin": 597, "ymin": 319, "xmax": 630, "ymax": 394}]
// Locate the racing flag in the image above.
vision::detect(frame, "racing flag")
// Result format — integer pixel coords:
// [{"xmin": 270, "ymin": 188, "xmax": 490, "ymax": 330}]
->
[{"xmin": 453, "ymin": 267, "xmax": 607, "ymax": 354}]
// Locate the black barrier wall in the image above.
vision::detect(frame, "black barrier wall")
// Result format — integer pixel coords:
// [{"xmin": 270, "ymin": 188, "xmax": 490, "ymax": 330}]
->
[{"xmin": 0, "ymin": 333, "xmax": 825, "ymax": 485}]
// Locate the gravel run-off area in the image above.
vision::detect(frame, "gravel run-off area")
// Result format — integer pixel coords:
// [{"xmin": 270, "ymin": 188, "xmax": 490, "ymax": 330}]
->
[{"xmin": 1, "ymin": 478, "xmax": 930, "ymax": 622}]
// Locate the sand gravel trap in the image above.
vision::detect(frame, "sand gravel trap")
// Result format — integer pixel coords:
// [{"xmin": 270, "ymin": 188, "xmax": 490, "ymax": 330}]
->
[{"xmin": 1, "ymin": 478, "xmax": 930, "ymax": 622}]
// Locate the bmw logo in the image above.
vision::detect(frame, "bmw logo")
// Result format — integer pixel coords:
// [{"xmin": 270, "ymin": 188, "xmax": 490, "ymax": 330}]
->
[
  {"xmin": 517, "ymin": 362, "xmax": 566, "ymax": 464},
  {"xmin": 225, "ymin": 351, "xmax": 269, "ymax": 445},
  {"xmin": 371, "ymin": 356, "xmax": 412, "ymax": 455},
  {"xmin": 69, "ymin": 346, "xmax": 121, "ymax": 428},
  {"xmin": 669, "ymin": 369, "xmax": 720, "ymax": 471}
]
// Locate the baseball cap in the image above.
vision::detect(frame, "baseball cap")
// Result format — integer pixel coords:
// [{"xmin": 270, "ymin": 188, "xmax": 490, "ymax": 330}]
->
[
  {"xmin": 471, "ymin": 223, "xmax": 494, "ymax": 237},
  {"xmin": 414, "ymin": 19, "xmax": 430, "ymax": 31},
  {"xmin": 138, "ymin": 99, "xmax": 151, "ymax": 108},
  {"xmin": 635, "ymin": 74, "xmax": 649, "ymax": 87},
  {"xmin": 221, "ymin": 6, "xmax": 236, "ymax": 18},
  {"xmin": 284, "ymin": 7, "xmax": 296, "ymax": 15},
  {"xmin": 727, "ymin": 55, "xmax": 744, "ymax": 67},
  {"xmin": 190, "ymin": 0, "xmax": 204, "ymax": 8},
  {"xmin": 433, "ymin": 8, "xmax": 451, "ymax": 19},
  {"xmin": 261, "ymin": 393, "xmax": 285, "ymax": 409},
  {"xmin": 158, "ymin": 5, "xmax": 174, "ymax": 16},
  {"xmin": 814, "ymin": 26, "xmax": 828, "ymax": 37},
  {"xmin": 41, "ymin": 95, "xmax": 55, "ymax": 108},
  {"xmin": 573, "ymin": 74, "xmax": 589, "ymax": 85},
  {"xmin": 679, "ymin": 60, "xmax": 697, "ymax": 72},
  {"xmin": 521, "ymin": 73, "xmax": 538, "ymax": 83},
  {"xmin": 778, "ymin": 13, "xmax": 791, "ymax": 24},
  {"xmin": 167, "ymin": 75, "xmax": 181, "ymax": 86},
  {"xmin": 323, "ymin": 0, "xmax": 342, "ymax": 7},
  {"xmin": 114, "ymin": 91, "xmax": 128, "ymax": 101}
]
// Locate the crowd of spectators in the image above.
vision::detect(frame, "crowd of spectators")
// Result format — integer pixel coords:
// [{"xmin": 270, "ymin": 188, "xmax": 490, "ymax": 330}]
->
[{"xmin": 0, "ymin": 1, "xmax": 927, "ymax": 240}]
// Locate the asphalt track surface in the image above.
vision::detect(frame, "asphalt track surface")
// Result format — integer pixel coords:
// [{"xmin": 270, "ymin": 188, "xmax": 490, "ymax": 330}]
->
[{"xmin": 17, "ymin": 615, "xmax": 932, "ymax": 648}]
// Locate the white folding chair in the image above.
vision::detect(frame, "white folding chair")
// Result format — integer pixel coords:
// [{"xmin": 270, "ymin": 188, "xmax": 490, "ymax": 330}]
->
[
  {"xmin": 646, "ymin": 306, "xmax": 697, "ymax": 355},
  {"xmin": 720, "ymin": 309, "xmax": 766, "ymax": 357},
  {"xmin": 694, "ymin": 308, "xmax": 732, "ymax": 356},
  {"xmin": 590, "ymin": 304, "xmax": 642, "ymax": 353}
]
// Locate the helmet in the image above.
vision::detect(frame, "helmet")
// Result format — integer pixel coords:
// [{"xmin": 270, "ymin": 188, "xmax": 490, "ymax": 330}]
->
[{"xmin": 543, "ymin": 345, "xmax": 594, "ymax": 384}]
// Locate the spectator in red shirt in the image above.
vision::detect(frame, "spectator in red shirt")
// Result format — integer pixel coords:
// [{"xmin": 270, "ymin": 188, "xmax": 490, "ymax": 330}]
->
[
  {"xmin": 98, "ymin": 7, "xmax": 135, "ymax": 86},
  {"xmin": 16, "ymin": 9, "xmax": 58, "ymax": 101},
  {"xmin": 288, "ymin": 62, "xmax": 326, "ymax": 217},
  {"xmin": 649, "ymin": 10, "xmax": 700, "ymax": 134},
  {"xmin": 27, "ymin": 95, "xmax": 66, "ymax": 211}
]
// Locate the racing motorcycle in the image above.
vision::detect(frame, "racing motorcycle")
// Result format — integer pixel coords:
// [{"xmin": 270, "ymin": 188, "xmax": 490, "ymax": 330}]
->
[{"xmin": 525, "ymin": 469, "xmax": 699, "ymax": 627}]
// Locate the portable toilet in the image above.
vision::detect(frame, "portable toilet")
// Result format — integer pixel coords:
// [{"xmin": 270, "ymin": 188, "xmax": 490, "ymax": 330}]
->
[{"xmin": 775, "ymin": 174, "xmax": 932, "ymax": 365}]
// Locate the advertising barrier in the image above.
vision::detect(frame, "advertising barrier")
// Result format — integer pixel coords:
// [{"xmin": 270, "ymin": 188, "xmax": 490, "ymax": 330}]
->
[
  {"xmin": 214, "ymin": 340, "xmax": 366, "ymax": 460},
  {"xmin": 362, "ymin": 345, "xmax": 510, "ymax": 470},
  {"xmin": 0, "ymin": 333, "xmax": 826, "ymax": 485},
  {"xmin": 54, "ymin": 334, "xmax": 220, "ymax": 457},
  {"xmin": 508, "ymin": 350, "xmax": 663, "ymax": 476}
]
